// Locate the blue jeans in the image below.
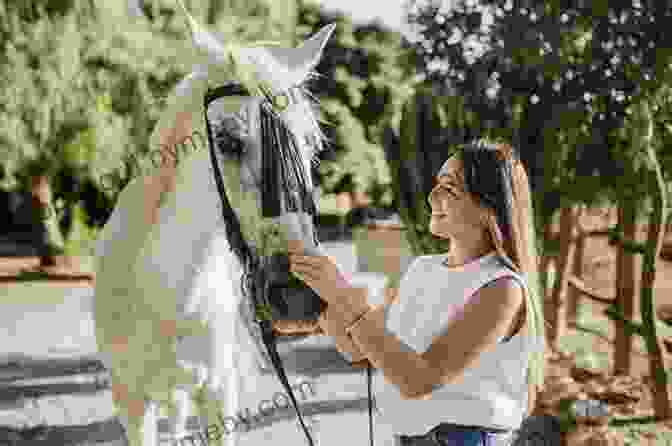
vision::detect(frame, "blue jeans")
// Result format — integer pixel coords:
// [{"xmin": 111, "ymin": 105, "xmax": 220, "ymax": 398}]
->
[{"xmin": 395, "ymin": 423, "xmax": 513, "ymax": 446}]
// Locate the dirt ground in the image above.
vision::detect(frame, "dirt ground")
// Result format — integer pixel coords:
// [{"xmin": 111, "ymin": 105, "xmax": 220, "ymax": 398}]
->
[
  {"xmin": 538, "ymin": 210, "xmax": 672, "ymax": 445},
  {"xmin": 572, "ymin": 226, "xmax": 672, "ymax": 379},
  {"xmin": 0, "ymin": 255, "xmax": 93, "ymax": 286}
]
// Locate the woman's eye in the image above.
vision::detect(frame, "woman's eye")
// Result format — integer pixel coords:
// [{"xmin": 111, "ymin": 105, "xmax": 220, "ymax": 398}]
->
[{"xmin": 436, "ymin": 185, "xmax": 458, "ymax": 199}]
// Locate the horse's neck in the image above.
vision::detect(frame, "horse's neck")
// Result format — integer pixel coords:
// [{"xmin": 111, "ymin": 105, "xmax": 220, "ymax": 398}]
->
[{"xmin": 100, "ymin": 177, "xmax": 157, "ymax": 264}]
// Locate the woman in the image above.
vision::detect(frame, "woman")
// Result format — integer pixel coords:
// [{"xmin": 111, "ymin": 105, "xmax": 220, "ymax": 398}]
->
[{"xmin": 289, "ymin": 139, "xmax": 547, "ymax": 446}]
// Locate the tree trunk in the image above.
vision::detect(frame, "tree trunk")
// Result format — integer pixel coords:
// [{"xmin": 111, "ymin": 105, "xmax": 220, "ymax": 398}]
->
[
  {"xmin": 385, "ymin": 89, "xmax": 450, "ymax": 257},
  {"xmin": 539, "ymin": 221, "xmax": 555, "ymax": 299},
  {"xmin": 30, "ymin": 174, "xmax": 62, "ymax": 267},
  {"xmin": 642, "ymin": 141, "xmax": 671, "ymax": 420},
  {"xmin": 613, "ymin": 201, "xmax": 638, "ymax": 376},
  {"xmin": 567, "ymin": 205, "xmax": 586, "ymax": 325},
  {"xmin": 206, "ymin": 0, "xmax": 220, "ymax": 25},
  {"xmin": 548, "ymin": 205, "xmax": 579, "ymax": 350}
]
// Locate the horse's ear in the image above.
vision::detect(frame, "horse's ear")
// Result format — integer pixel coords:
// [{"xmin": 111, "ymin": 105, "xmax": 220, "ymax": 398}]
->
[
  {"xmin": 296, "ymin": 23, "xmax": 337, "ymax": 70},
  {"xmin": 176, "ymin": 0, "xmax": 335, "ymax": 88},
  {"xmin": 264, "ymin": 23, "xmax": 336, "ymax": 84}
]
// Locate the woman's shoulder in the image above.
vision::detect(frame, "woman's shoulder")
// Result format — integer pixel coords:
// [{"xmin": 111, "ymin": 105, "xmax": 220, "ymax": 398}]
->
[
  {"xmin": 401, "ymin": 255, "xmax": 440, "ymax": 279},
  {"xmin": 490, "ymin": 254, "xmax": 525, "ymax": 278}
]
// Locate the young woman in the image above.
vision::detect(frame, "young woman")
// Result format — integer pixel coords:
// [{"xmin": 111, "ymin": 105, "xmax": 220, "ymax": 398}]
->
[{"xmin": 289, "ymin": 139, "xmax": 547, "ymax": 446}]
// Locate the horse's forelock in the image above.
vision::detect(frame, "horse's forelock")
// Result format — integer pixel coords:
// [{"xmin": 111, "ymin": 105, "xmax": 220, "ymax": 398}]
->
[{"xmin": 278, "ymin": 89, "xmax": 325, "ymax": 167}]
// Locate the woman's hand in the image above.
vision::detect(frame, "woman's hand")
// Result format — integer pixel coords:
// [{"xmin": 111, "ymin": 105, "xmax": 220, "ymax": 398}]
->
[
  {"xmin": 318, "ymin": 305, "xmax": 367, "ymax": 362},
  {"xmin": 287, "ymin": 240, "xmax": 353, "ymax": 305},
  {"xmin": 287, "ymin": 240, "xmax": 371, "ymax": 319}
]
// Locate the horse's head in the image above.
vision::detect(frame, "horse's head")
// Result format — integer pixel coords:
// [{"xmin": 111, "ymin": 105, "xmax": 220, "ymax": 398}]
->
[
  {"xmin": 162, "ymin": 1, "xmax": 336, "ymax": 329},
  {"xmin": 203, "ymin": 75, "xmax": 327, "ymax": 260}
]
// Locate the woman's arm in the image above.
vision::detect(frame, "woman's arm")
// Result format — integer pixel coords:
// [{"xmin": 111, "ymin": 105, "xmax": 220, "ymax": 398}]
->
[
  {"xmin": 346, "ymin": 277, "xmax": 523, "ymax": 399},
  {"xmin": 319, "ymin": 286, "xmax": 399, "ymax": 365},
  {"xmin": 319, "ymin": 303, "xmax": 368, "ymax": 362}
]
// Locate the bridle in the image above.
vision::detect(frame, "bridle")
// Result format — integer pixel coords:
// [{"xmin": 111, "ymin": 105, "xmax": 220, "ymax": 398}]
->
[{"xmin": 204, "ymin": 83, "xmax": 375, "ymax": 446}]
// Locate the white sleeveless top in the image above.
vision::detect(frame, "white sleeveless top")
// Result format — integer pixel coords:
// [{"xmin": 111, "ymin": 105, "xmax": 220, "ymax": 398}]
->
[{"xmin": 374, "ymin": 251, "xmax": 542, "ymax": 436}]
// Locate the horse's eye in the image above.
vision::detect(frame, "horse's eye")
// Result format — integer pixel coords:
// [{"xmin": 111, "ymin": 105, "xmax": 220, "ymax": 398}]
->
[{"xmin": 214, "ymin": 116, "xmax": 248, "ymax": 158}]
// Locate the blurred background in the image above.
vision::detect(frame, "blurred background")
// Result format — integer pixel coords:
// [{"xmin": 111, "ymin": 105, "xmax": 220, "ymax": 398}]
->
[{"xmin": 3, "ymin": 0, "xmax": 672, "ymax": 444}]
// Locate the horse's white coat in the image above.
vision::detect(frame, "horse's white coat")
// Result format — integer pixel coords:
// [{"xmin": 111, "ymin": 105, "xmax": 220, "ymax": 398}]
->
[{"xmin": 93, "ymin": 6, "xmax": 337, "ymax": 444}]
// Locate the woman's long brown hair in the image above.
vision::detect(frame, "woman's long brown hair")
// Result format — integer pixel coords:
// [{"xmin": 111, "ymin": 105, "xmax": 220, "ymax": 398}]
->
[{"xmin": 458, "ymin": 140, "xmax": 547, "ymax": 390}]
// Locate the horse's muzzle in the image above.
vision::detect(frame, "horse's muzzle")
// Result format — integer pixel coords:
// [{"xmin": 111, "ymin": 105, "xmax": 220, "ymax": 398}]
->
[{"xmin": 260, "ymin": 253, "xmax": 327, "ymax": 322}]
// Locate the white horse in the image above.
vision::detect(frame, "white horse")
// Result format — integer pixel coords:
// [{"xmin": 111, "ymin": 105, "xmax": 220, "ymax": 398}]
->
[{"xmin": 93, "ymin": 3, "xmax": 343, "ymax": 445}]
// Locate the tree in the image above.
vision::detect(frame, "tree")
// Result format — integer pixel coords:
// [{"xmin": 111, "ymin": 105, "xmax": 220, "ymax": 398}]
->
[
  {"xmin": 0, "ymin": 0, "xmax": 100, "ymax": 264},
  {"xmin": 605, "ymin": 94, "xmax": 672, "ymax": 419},
  {"xmin": 297, "ymin": 1, "xmax": 415, "ymax": 208},
  {"xmin": 383, "ymin": 84, "xmax": 461, "ymax": 256},
  {"xmin": 0, "ymin": 0, "xmax": 300, "ymax": 255}
]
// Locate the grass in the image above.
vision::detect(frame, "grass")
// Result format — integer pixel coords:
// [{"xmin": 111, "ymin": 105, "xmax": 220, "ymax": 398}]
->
[
  {"xmin": 618, "ymin": 422, "xmax": 672, "ymax": 446},
  {"xmin": 546, "ymin": 296, "xmax": 613, "ymax": 370}
]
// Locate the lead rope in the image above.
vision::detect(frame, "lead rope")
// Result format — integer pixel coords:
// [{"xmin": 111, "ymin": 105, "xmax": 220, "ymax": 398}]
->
[
  {"xmin": 368, "ymin": 363, "xmax": 374, "ymax": 446},
  {"xmin": 206, "ymin": 112, "xmax": 317, "ymax": 446}
]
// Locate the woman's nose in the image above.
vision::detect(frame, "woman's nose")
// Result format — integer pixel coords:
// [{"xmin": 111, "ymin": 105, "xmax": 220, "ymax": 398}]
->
[
  {"xmin": 427, "ymin": 192, "xmax": 437, "ymax": 208},
  {"xmin": 427, "ymin": 188, "xmax": 442, "ymax": 207}
]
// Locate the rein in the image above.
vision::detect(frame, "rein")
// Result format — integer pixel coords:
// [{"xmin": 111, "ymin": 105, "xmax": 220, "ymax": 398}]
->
[{"xmin": 203, "ymin": 85, "xmax": 374, "ymax": 446}]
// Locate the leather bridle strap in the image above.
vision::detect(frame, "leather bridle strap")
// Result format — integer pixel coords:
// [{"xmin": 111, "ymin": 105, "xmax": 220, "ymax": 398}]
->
[
  {"xmin": 205, "ymin": 87, "xmax": 315, "ymax": 446},
  {"xmin": 204, "ymin": 85, "xmax": 375, "ymax": 446}
]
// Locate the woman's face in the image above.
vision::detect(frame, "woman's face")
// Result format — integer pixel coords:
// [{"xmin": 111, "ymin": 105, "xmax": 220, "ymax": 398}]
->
[{"xmin": 427, "ymin": 156, "xmax": 488, "ymax": 240}]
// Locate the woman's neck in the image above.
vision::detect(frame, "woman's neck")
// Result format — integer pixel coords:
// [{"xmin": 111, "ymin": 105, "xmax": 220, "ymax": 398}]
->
[{"xmin": 441, "ymin": 241, "xmax": 495, "ymax": 268}]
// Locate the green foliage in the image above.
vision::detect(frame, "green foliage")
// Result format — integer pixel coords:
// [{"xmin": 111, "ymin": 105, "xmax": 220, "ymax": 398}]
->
[
  {"xmin": 299, "ymin": 2, "xmax": 414, "ymax": 206},
  {"xmin": 1, "ymin": 0, "xmax": 414, "ymax": 231},
  {"xmin": 554, "ymin": 397, "xmax": 579, "ymax": 433},
  {"xmin": 254, "ymin": 220, "xmax": 291, "ymax": 258},
  {"xmin": 318, "ymin": 99, "xmax": 393, "ymax": 205},
  {"xmin": 1, "ymin": 0, "xmax": 303, "ymax": 243},
  {"xmin": 255, "ymin": 303, "xmax": 274, "ymax": 322},
  {"xmin": 191, "ymin": 382, "xmax": 226, "ymax": 438},
  {"xmin": 62, "ymin": 202, "xmax": 99, "ymax": 257},
  {"xmin": 391, "ymin": 86, "xmax": 456, "ymax": 256},
  {"xmin": 407, "ymin": 0, "xmax": 672, "ymax": 224}
]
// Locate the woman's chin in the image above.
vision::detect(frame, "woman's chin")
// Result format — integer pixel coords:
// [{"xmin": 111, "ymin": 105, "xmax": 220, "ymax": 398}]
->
[
  {"xmin": 429, "ymin": 217, "xmax": 445, "ymax": 231},
  {"xmin": 429, "ymin": 225, "xmax": 447, "ymax": 239}
]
